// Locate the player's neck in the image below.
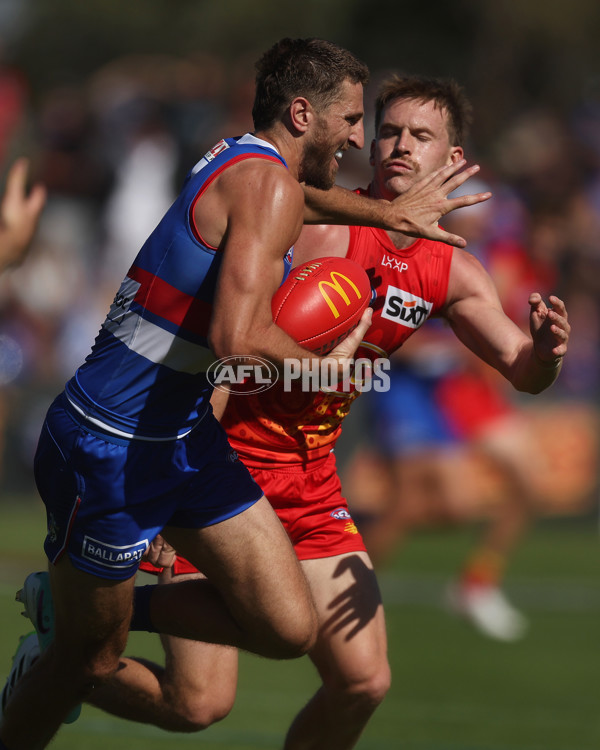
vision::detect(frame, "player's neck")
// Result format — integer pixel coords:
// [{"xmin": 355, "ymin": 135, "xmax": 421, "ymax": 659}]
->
[
  {"xmin": 254, "ymin": 126, "xmax": 300, "ymax": 180},
  {"xmin": 386, "ymin": 229, "xmax": 415, "ymax": 250},
  {"xmin": 367, "ymin": 182, "xmax": 415, "ymax": 250}
]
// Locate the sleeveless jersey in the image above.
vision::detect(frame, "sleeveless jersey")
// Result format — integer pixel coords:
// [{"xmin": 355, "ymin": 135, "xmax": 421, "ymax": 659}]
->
[
  {"xmin": 66, "ymin": 134, "xmax": 292, "ymax": 440},
  {"xmin": 222, "ymin": 191, "xmax": 454, "ymax": 467}
]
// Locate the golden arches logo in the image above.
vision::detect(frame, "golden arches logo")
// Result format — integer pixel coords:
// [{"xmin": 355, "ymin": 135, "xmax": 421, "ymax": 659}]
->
[{"xmin": 318, "ymin": 272, "xmax": 363, "ymax": 319}]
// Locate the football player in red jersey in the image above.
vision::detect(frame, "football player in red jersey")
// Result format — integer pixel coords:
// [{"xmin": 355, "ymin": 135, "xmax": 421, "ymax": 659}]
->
[
  {"xmin": 357, "ymin": 203, "xmax": 559, "ymax": 642},
  {"xmin": 71, "ymin": 74, "xmax": 568, "ymax": 750}
]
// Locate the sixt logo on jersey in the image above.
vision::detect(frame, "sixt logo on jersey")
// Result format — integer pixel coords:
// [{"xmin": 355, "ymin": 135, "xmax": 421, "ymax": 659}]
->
[
  {"xmin": 381, "ymin": 286, "xmax": 432, "ymax": 329},
  {"xmin": 204, "ymin": 139, "xmax": 230, "ymax": 162},
  {"xmin": 318, "ymin": 272, "xmax": 364, "ymax": 319}
]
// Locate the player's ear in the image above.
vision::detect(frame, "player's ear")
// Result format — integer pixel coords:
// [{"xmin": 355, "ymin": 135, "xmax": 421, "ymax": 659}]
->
[
  {"xmin": 289, "ymin": 97, "xmax": 312, "ymax": 134},
  {"xmin": 369, "ymin": 139, "xmax": 376, "ymax": 166},
  {"xmin": 450, "ymin": 146, "xmax": 464, "ymax": 164}
]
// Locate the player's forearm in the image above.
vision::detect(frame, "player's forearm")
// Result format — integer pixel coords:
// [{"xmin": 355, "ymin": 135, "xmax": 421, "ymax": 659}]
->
[
  {"xmin": 508, "ymin": 343, "xmax": 563, "ymax": 394},
  {"xmin": 303, "ymin": 185, "xmax": 399, "ymax": 228}
]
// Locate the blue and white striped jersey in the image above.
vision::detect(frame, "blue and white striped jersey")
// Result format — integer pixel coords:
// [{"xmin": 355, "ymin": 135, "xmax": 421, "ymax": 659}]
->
[{"xmin": 66, "ymin": 134, "xmax": 292, "ymax": 440}]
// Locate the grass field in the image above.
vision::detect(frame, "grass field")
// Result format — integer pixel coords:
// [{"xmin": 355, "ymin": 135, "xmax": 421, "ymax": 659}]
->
[{"xmin": 1, "ymin": 497, "xmax": 599, "ymax": 749}]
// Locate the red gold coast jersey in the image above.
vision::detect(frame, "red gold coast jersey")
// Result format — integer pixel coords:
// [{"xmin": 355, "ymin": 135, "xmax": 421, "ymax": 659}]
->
[{"xmin": 221, "ymin": 194, "xmax": 453, "ymax": 467}]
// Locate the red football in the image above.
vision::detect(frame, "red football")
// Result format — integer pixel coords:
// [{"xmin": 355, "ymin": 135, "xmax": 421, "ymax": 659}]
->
[{"xmin": 272, "ymin": 257, "xmax": 372, "ymax": 355}]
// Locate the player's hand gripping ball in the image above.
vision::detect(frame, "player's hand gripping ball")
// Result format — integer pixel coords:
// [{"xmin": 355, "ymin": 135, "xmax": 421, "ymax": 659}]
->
[{"xmin": 272, "ymin": 257, "xmax": 372, "ymax": 355}]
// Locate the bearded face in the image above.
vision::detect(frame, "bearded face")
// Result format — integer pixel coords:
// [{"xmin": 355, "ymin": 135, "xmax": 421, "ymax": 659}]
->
[
  {"xmin": 297, "ymin": 80, "xmax": 364, "ymax": 190},
  {"xmin": 299, "ymin": 117, "xmax": 340, "ymax": 190}
]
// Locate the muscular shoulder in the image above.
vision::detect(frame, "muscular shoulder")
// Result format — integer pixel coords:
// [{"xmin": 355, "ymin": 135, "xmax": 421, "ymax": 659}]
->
[
  {"xmin": 196, "ymin": 157, "xmax": 304, "ymax": 247},
  {"xmin": 294, "ymin": 223, "xmax": 350, "ymax": 265},
  {"xmin": 219, "ymin": 157, "xmax": 303, "ymax": 209}
]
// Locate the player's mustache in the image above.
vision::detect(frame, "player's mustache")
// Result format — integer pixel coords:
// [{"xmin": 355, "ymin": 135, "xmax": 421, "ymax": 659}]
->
[{"xmin": 381, "ymin": 156, "xmax": 418, "ymax": 171}]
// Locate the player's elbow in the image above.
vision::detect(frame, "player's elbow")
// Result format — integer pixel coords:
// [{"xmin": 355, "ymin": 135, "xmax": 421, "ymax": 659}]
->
[
  {"xmin": 520, "ymin": 383, "xmax": 545, "ymax": 395},
  {"xmin": 207, "ymin": 330, "xmax": 229, "ymax": 360},
  {"xmin": 209, "ymin": 321, "xmax": 272, "ymax": 362},
  {"xmin": 512, "ymin": 374, "xmax": 556, "ymax": 395},
  {"xmin": 207, "ymin": 325, "xmax": 247, "ymax": 360}
]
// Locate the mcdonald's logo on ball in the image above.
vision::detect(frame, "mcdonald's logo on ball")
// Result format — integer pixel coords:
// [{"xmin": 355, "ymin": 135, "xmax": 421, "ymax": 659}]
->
[
  {"xmin": 272, "ymin": 257, "xmax": 372, "ymax": 354},
  {"xmin": 318, "ymin": 271, "xmax": 364, "ymax": 319}
]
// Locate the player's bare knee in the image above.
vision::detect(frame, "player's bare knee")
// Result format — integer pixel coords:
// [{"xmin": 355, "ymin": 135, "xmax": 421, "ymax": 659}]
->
[
  {"xmin": 297, "ymin": 602, "xmax": 319, "ymax": 653},
  {"xmin": 79, "ymin": 639, "xmax": 129, "ymax": 695},
  {"xmin": 159, "ymin": 677, "xmax": 235, "ymax": 732},
  {"xmin": 359, "ymin": 664, "xmax": 392, "ymax": 707},
  {"xmin": 85, "ymin": 658, "xmax": 123, "ymax": 694},
  {"xmin": 295, "ymin": 618, "xmax": 319, "ymax": 656},
  {"xmin": 327, "ymin": 660, "xmax": 391, "ymax": 711},
  {"xmin": 168, "ymin": 694, "xmax": 234, "ymax": 732},
  {"xmin": 52, "ymin": 635, "xmax": 124, "ymax": 700},
  {"xmin": 262, "ymin": 610, "xmax": 318, "ymax": 659}
]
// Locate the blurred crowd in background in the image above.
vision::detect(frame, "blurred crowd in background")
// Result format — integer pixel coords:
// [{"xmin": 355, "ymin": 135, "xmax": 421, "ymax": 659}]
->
[{"xmin": 0, "ymin": 4, "xmax": 598, "ymax": 535}]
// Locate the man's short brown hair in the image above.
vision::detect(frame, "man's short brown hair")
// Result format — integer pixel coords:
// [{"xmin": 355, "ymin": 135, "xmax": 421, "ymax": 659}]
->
[
  {"xmin": 252, "ymin": 38, "xmax": 369, "ymax": 131},
  {"xmin": 374, "ymin": 74, "xmax": 473, "ymax": 147}
]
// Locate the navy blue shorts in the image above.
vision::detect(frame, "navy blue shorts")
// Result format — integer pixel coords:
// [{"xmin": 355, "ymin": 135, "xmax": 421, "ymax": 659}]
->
[{"xmin": 33, "ymin": 393, "xmax": 262, "ymax": 580}]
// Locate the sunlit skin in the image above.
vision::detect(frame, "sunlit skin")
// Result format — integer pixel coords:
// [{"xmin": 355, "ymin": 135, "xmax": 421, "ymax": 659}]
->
[
  {"xmin": 300, "ymin": 79, "xmax": 365, "ymax": 189},
  {"xmin": 369, "ymin": 97, "xmax": 463, "ymax": 202}
]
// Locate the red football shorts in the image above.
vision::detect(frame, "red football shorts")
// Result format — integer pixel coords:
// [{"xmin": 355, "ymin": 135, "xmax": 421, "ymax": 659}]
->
[{"xmin": 139, "ymin": 451, "xmax": 366, "ymax": 576}]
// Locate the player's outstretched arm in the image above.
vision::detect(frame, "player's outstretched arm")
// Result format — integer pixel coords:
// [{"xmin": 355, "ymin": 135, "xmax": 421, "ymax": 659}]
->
[
  {"xmin": 0, "ymin": 158, "xmax": 46, "ymax": 272},
  {"xmin": 445, "ymin": 250, "xmax": 570, "ymax": 394},
  {"xmin": 302, "ymin": 160, "xmax": 491, "ymax": 248}
]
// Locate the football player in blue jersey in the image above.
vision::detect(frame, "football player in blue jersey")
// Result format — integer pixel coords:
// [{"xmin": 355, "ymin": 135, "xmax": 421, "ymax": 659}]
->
[{"xmin": 0, "ymin": 40, "xmax": 490, "ymax": 750}]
